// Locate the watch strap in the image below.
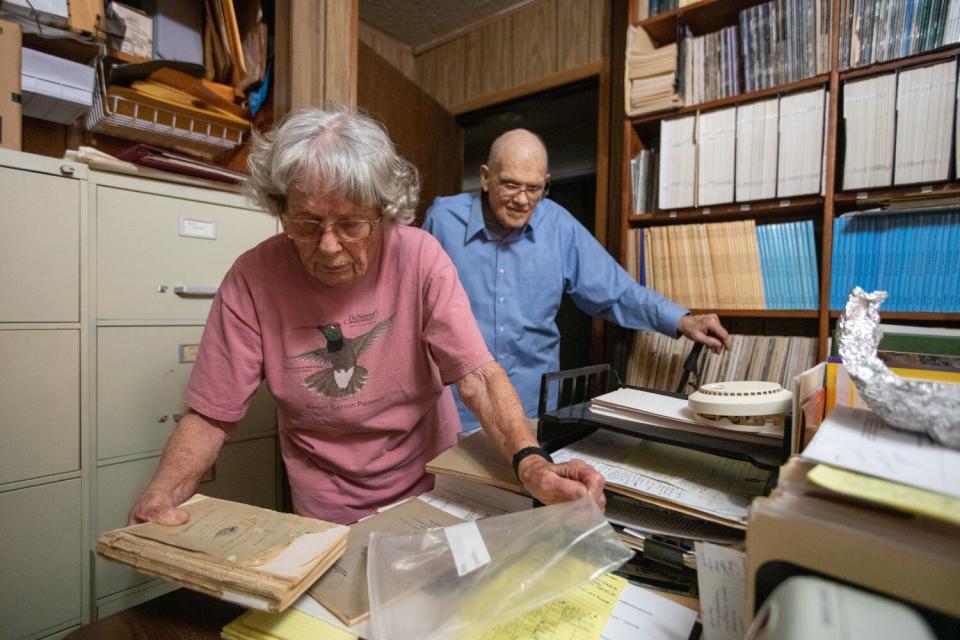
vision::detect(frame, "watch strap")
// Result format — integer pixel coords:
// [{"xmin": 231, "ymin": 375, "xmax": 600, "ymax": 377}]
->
[{"xmin": 512, "ymin": 446, "xmax": 553, "ymax": 480}]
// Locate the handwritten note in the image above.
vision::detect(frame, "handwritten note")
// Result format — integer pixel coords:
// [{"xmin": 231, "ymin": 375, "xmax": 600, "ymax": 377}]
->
[
  {"xmin": 695, "ymin": 543, "xmax": 746, "ymax": 640},
  {"xmin": 802, "ymin": 405, "xmax": 960, "ymax": 499},
  {"xmin": 467, "ymin": 573, "xmax": 626, "ymax": 640}
]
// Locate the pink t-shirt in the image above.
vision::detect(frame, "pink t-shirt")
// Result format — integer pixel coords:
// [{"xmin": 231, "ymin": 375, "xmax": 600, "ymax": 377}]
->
[{"xmin": 184, "ymin": 223, "xmax": 492, "ymax": 524}]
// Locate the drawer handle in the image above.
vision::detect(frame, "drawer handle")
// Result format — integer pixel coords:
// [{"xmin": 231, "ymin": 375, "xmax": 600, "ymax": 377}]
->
[{"xmin": 173, "ymin": 286, "xmax": 218, "ymax": 297}]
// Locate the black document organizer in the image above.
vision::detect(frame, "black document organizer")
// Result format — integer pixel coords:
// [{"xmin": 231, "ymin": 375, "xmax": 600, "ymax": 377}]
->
[
  {"xmin": 536, "ymin": 364, "xmax": 790, "ymax": 473},
  {"xmin": 535, "ymin": 364, "xmax": 788, "ymax": 589}
]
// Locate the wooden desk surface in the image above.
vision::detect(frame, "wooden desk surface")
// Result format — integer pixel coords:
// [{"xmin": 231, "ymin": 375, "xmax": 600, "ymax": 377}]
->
[{"xmin": 65, "ymin": 589, "xmax": 244, "ymax": 640}]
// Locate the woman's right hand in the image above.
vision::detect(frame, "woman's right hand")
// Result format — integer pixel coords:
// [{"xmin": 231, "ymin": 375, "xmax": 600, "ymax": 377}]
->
[{"xmin": 127, "ymin": 490, "xmax": 190, "ymax": 526}]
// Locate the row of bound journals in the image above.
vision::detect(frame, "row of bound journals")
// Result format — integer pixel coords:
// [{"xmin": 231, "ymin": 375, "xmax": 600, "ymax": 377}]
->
[
  {"xmin": 626, "ymin": 331, "xmax": 819, "ymax": 393},
  {"xmin": 842, "ymin": 60, "xmax": 958, "ymax": 190},
  {"xmin": 839, "ymin": 0, "xmax": 960, "ymax": 70},
  {"xmin": 625, "ymin": 219, "xmax": 820, "ymax": 310},
  {"xmin": 829, "ymin": 209, "xmax": 960, "ymax": 312},
  {"xmin": 651, "ymin": 88, "xmax": 826, "ymax": 210}
]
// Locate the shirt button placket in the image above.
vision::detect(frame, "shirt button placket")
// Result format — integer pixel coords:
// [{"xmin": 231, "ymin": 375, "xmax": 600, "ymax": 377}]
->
[{"xmin": 495, "ymin": 245, "xmax": 506, "ymax": 366}]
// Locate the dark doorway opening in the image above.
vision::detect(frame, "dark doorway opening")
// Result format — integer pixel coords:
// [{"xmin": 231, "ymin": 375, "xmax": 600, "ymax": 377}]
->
[{"xmin": 458, "ymin": 79, "xmax": 599, "ymax": 371}]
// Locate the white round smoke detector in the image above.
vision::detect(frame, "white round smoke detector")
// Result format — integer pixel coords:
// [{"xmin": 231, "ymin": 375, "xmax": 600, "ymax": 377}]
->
[{"xmin": 688, "ymin": 381, "xmax": 793, "ymax": 431}]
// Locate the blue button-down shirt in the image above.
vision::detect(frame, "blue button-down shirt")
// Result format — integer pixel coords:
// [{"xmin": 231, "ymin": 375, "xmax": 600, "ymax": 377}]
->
[{"xmin": 422, "ymin": 192, "xmax": 688, "ymax": 430}]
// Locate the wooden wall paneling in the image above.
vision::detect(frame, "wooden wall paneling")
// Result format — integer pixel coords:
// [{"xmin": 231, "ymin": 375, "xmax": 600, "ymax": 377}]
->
[
  {"xmin": 288, "ymin": 0, "xmax": 320, "ymax": 109},
  {"xmin": 480, "ymin": 18, "xmax": 513, "ymax": 96},
  {"xmin": 511, "ymin": 0, "xmax": 558, "ymax": 86},
  {"xmin": 287, "ymin": 0, "xmax": 357, "ymax": 110},
  {"xmin": 557, "ymin": 0, "xmax": 595, "ymax": 69},
  {"xmin": 357, "ymin": 42, "xmax": 462, "ymax": 224},
  {"xmin": 417, "ymin": 47, "xmax": 440, "ymax": 104},
  {"xmin": 463, "ymin": 30, "xmax": 485, "ymax": 106},
  {"xmin": 323, "ymin": 0, "xmax": 359, "ymax": 107},
  {"xmin": 358, "ymin": 23, "xmax": 417, "ymax": 82},
  {"xmin": 433, "ymin": 38, "xmax": 467, "ymax": 109},
  {"xmin": 589, "ymin": 0, "xmax": 608, "ymax": 60},
  {"xmin": 274, "ymin": 0, "xmax": 291, "ymax": 117}
]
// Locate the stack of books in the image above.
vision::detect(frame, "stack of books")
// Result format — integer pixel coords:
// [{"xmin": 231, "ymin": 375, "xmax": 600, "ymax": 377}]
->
[
  {"xmin": 625, "ymin": 26, "xmax": 682, "ymax": 117},
  {"xmin": 96, "ymin": 495, "xmax": 349, "ymax": 612}
]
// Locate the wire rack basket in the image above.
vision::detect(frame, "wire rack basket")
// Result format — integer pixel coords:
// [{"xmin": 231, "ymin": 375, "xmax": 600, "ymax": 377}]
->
[{"xmin": 85, "ymin": 62, "xmax": 246, "ymax": 159}]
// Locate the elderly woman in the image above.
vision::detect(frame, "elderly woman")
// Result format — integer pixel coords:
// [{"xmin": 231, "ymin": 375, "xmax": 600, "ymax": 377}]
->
[{"xmin": 128, "ymin": 108, "xmax": 604, "ymax": 526}]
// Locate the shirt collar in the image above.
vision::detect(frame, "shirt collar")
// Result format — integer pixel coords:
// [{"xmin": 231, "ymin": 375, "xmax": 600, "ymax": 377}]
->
[{"xmin": 466, "ymin": 192, "xmax": 545, "ymax": 243}]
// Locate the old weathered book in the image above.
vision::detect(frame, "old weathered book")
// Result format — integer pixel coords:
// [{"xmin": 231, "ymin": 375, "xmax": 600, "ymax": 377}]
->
[{"xmin": 96, "ymin": 495, "xmax": 348, "ymax": 612}]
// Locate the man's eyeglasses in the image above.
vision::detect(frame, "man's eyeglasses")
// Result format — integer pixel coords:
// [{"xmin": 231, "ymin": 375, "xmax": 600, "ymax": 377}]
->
[
  {"xmin": 493, "ymin": 176, "xmax": 549, "ymax": 200},
  {"xmin": 281, "ymin": 216, "xmax": 382, "ymax": 242}
]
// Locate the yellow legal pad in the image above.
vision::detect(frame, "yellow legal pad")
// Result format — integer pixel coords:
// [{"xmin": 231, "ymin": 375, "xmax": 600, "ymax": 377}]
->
[
  {"xmin": 807, "ymin": 464, "xmax": 960, "ymax": 526},
  {"xmin": 221, "ymin": 573, "xmax": 628, "ymax": 640}
]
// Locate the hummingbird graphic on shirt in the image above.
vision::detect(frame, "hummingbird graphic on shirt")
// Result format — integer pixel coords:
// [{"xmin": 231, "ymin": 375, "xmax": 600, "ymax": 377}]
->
[{"xmin": 295, "ymin": 314, "xmax": 395, "ymax": 398}]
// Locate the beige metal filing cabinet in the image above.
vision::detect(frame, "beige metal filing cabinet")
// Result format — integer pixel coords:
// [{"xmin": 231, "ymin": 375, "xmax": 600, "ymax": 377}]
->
[
  {"xmin": 0, "ymin": 149, "xmax": 280, "ymax": 639},
  {"xmin": 0, "ymin": 151, "xmax": 88, "ymax": 640}
]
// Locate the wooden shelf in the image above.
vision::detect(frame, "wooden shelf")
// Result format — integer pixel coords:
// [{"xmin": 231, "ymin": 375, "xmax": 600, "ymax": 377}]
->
[
  {"xmin": 834, "ymin": 182, "xmax": 960, "ymax": 208},
  {"xmin": 829, "ymin": 311, "xmax": 960, "ymax": 321},
  {"xmin": 691, "ymin": 309, "xmax": 819, "ymax": 318},
  {"xmin": 839, "ymin": 43, "xmax": 960, "ymax": 81},
  {"xmin": 627, "ymin": 195, "xmax": 823, "ymax": 224},
  {"xmin": 636, "ymin": 0, "xmax": 772, "ymax": 45},
  {"xmin": 629, "ymin": 75, "xmax": 829, "ymax": 125}
]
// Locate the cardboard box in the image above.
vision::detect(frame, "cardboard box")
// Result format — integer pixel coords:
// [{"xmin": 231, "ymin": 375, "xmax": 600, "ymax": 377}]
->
[
  {"xmin": 21, "ymin": 47, "xmax": 94, "ymax": 124},
  {"xmin": 106, "ymin": 2, "xmax": 152, "ymax": 59},
  {"xmin": 67, "ymin": 0, "xmax": 105, "ymax": 36},
  {"xmin": 0, "ymin": 19, "xmax": 22, "ymax": 150},
  {"xmin": 746, "ymin": 458, "xmax": 960, "ymax": 622}
]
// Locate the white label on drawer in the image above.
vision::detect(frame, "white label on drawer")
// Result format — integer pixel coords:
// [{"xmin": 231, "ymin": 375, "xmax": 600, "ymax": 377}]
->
[
  {"xmin": 179, "ymin": 217, "xmax": 217, "ymax": 240},
  {"xmin": 445, "ymin": 521, "xmax": 490, "ymax": 577},
  {"xmin": 179, "ymin": 344, "xmax": 200, "ymax": 363}
]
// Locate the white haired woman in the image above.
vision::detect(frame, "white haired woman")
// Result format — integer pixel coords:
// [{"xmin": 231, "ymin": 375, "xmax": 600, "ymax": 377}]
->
[{"xmin": 128, "ymin": 108, "xmax": 604, "ymax": 526}]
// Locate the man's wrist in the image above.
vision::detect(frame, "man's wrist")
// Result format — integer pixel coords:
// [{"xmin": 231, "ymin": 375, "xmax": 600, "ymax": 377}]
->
[{"xmin": 512, "ymin": 446, "xmax": 553, "ymax": 480}]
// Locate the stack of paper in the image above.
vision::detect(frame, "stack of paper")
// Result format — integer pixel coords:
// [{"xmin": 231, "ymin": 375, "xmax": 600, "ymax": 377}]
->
[
  {"xmin": 96, "ymin": 495, "xmax": 348, "ymax": 612},
  {"xmin": 426, "ymin": 428, "xmax": 527, "ymax": 495},
  {"xmin": 225, "ymin": 573, "xmax": 698, "ymax": 640},
  {"xmin": 552, "ymin": 430, "xmax": 770, "ymax": 528},
  {"xmin": 735, "ymin": 98, "xmax": 779, "ymax": 202},
  {"xmin": 894, "ymin": 60, "xmax": 956, "ymax": 185},
  {"xmin": 801, "ymin": 405, "xmax": 960, "ymax": 500},
  {"xmin": 589, "ymin": 387, "xmax": 783, "ymax": 443},
  {"xmin": 625, "ymin": 26, "xmax": 682, "ymax": 117},
  {"xmin": 308, "ymin": 498, "xmax": 464, "ymax": 626},
  {"xmin": 777, "ymin": 88, "xmax": 826, "ymax": 197},
  {"xmin": 842, "ymin": 73, "xmax": 896, "ymax": 190}
]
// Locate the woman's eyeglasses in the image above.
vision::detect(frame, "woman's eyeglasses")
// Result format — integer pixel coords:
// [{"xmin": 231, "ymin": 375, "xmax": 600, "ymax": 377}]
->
[{"xmin": 281, "ymin": 216, "xmax": 382, "ymax": 242}]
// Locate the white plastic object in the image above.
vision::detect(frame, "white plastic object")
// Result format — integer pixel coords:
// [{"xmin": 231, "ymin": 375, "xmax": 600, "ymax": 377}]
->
[{"xmin": 688, "ymin": 381, "xmax": 793, "ymax": 417}]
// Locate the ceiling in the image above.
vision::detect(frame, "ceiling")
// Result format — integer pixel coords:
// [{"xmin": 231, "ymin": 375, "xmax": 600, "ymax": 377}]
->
[{"xmin": 359, "ymin": 0, "xmax": 532, "ymax": 53}]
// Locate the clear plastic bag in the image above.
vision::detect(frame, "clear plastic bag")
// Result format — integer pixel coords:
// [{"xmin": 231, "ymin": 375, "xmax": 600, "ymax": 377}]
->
[{"xmin": 366, "ymin": 496, "xmax": 633, "ymax": 640}]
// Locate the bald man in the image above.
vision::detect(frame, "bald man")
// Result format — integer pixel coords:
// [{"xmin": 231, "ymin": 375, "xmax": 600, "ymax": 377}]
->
[{"xmin": 423, "ymin": 129, "xmax": 730, "ymax": 431}]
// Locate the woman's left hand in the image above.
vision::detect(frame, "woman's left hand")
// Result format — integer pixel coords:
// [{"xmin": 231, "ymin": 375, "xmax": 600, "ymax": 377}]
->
[{"xmin": 517, "ymin": 455, "xmax": 606, "ymax": 510}]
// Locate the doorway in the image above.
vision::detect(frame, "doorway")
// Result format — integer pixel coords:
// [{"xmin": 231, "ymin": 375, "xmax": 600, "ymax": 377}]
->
[{"xmin": 457, "ymin": 79, "xmax": 599, "ymax": 370}]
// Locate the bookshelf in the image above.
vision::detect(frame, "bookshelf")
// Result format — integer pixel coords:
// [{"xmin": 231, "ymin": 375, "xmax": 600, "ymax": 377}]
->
[{"xmin": 615, "ymin": 0, "xmax": 960, "ymax": 366}]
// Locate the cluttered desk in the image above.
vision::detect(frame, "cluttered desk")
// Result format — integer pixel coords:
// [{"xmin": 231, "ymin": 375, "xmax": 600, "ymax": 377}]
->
[{"xmin": 83, "ymin": 290, "xmax": 959, "ymax": 640}]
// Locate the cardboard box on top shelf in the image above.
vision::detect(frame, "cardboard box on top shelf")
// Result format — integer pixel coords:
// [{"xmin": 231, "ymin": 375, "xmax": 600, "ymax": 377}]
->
[
  {"xmin": 0, "ymin": 19, "xmax": 22, "ymax": 150},
  {"xmin": 67, "ymin": 0, "xmax": 105, "ymax": 37}
]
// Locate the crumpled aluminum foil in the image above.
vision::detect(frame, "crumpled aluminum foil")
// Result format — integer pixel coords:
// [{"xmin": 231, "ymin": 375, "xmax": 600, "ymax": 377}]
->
[{"xmin": 838, "ymin": 287, "xmax": 960, "ymax": 449}]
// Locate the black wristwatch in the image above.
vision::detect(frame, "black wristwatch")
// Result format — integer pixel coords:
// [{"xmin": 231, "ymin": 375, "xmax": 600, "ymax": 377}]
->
[{"xmin": 512, "ymin": 446, "xmax": 553, "ymax": 480}]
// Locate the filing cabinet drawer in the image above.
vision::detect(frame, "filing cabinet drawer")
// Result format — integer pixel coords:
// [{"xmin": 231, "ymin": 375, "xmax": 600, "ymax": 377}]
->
[
  {"xmin": 96, "ymin": 186, "xmax": 275, "ymax": 321},
  {"xmin": 0, "ymin": 479, "xmax": 82, "ymax": 638},
  {"xmin": 0, "ymin": 166, "xmax": 80, "ymax": 322},
  {"xmin": 95, "ymin": 437, "xmax": 277, "ymax": 598},
  {"xmin": 97, "ymin": 326, "xmax": 276, "ymax": 460},
  {"xmin": 0, "ymin": 329, "xmax": 80, "ymax": 485}
]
